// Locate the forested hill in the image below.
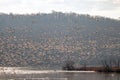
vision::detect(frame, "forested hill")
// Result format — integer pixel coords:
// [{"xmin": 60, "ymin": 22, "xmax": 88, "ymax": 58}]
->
[{"xmin": 0, "ymin": 12, "xmax": 120, "ymax": 69}]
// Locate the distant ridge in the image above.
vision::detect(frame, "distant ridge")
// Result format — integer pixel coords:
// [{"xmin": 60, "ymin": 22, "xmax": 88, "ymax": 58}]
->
[{"xmin": 0, "ymin": 12, "xmax": 120, "ymax": 69}]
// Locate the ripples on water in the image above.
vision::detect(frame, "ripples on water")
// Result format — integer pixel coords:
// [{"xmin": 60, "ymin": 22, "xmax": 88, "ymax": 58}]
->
[{"xmin": 0, "ymin": 67, "xmax": 120, "ymax": 80}]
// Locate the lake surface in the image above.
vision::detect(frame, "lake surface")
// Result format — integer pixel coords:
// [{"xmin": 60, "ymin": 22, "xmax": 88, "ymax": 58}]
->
[{"xmin": 0, "ymin": 67, "xmax": 120, "ymax": 80}]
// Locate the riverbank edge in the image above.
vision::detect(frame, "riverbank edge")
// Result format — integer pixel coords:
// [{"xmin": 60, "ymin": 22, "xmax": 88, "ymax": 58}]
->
[{"xmin": 62, "ymin": 67, "xmax": 120, "ymax": 73}]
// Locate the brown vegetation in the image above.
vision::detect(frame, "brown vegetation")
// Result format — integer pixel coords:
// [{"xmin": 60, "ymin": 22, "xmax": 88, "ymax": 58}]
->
[{"xmin": 62, "ymin": 59, "xmax": 120, "ymax": 73}]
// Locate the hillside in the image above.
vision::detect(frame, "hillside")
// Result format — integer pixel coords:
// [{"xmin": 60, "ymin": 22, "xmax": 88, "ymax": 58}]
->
[{"xmin": 0, "ymin": 12, "xmax": 120, "ymax": 69}]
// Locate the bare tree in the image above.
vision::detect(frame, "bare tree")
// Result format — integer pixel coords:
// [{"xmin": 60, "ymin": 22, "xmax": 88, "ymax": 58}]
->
[
  {"xmin": 62, "ymin": 60, "xmax": 75, "ymax": 70},
  {"xmin": 101, "ymin": 59, "xmax": 112, "ymax": 72}
]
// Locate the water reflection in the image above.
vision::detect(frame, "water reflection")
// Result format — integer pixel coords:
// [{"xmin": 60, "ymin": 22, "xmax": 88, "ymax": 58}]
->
[
  {"xmin": 0, "ymin": 68, "xmax": 120, "ymax": 80},
  {"xmin": 63, "ymin": 72, "xmax": 120, "ymax": 80},
  {"xmin": 63, "ymin": 72, "xmax": 75, "ymax": 80}
]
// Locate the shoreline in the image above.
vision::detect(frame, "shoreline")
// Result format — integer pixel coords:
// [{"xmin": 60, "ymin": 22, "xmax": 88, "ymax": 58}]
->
[
  {"xmin": 0, "ymin": 67, "xmax": 120, "ymax": 74},
  {"xmin": 63, "ymin": 66, "xmax": 120, "ymax": 73}
]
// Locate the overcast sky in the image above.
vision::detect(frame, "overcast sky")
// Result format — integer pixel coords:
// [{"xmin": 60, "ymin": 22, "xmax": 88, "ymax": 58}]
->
[{"xmin": 0, "ymin": 0, "xmax": 120, "ymax": 19}]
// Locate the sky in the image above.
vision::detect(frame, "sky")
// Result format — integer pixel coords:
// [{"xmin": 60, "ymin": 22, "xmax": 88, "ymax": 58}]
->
[{"xmin": 0, "ymin": 0, "xmax": 120, "ymax": 19}]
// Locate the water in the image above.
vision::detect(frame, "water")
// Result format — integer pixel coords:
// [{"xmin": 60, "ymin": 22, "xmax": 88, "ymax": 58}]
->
[{"xmin": 0, "ymin": 67, "xmax": 120, "ymax": 80}]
